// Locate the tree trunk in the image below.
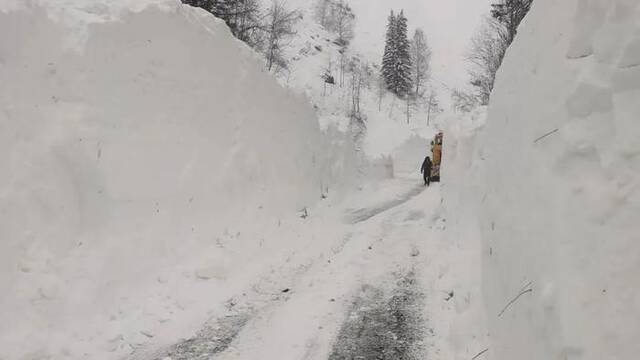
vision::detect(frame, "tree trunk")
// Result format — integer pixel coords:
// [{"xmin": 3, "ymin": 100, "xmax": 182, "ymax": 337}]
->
[{"xmin": 406, "ymin": 97, "xmax": 410, "ymax": 124}]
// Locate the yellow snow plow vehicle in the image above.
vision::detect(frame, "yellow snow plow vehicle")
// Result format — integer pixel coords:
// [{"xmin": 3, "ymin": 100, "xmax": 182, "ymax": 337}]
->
[{"xmin": 430, "ymin": 132, "xmax": 443, "ymax": 182}]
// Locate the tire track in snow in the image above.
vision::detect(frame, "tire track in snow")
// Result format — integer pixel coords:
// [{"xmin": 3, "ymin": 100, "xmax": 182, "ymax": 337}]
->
[
  {"xmin": 133, "ymin": 231, "xmax": 356, "ymax": 360},
  {"xmin": 345, "ymin": 184, "xmax": 426, "ymax": 224},
  {"xmin": 157, "ymin": 311, "xmax": 252, "ymax": 360},
  {"xmin": 328, "ymin": 271, "xmax": 427, "ymax": 360},
  {"xmin": 135, "ymin": 181, "xmax": 434, "ymax": 360}
]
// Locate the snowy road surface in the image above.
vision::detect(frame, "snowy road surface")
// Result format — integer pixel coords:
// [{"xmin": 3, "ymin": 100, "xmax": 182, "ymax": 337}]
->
[{"xmin": 133, "ymin": 178, "xmax": 452, "ymax": 360}]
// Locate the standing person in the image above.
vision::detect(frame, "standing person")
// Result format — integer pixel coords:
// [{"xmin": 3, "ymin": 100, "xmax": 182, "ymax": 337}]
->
[{"xmin": 421, "ymin": 156, "xmax": 432, "ymax": 186}]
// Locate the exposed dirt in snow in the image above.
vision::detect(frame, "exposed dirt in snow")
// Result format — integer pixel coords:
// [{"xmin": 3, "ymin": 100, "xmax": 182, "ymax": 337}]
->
[
  {"xmin": 160, "ymin": 312, "xmax": 252, "ymax": 360},
  {"xmin": 328, "ymin": 271, "xmax": 426, "ymax": 360}
]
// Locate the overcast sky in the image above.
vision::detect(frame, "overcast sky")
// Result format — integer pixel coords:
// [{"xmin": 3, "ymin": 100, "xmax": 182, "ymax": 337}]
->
[{"xmin": 346, "ymin": 0, "xmax": 493, "ymax": 90}]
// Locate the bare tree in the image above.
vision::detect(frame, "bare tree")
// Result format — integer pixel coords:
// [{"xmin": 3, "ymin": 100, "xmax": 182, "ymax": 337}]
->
[
  {"xmin": 348, "ymin": 58, "xmax": 371, "ymax": 116},
  {"xmin": 338, "ymin": 48, "xmax": 349, "ymax": 87},
  {"xmin": 263, "ymin": 0, "xmax": 300, "ymax": 73},
  {"xmin": 313, "ymin": 0, "xmax": 355, "ymax": 46},
  {"xmin": 183, "ymin": 0, "xmax": 264, "ymax": 48},
  {"xmin": 232, "ymin": 0, "xmax": 264, "ymax": 48},
  {"xmin": 451, "ymin": 88, "xmax": 481, "ymax": 112},
  {"xmin": 404, "ymin": 94, "xmax": 417, "ymax": 124},
  {"xmin": 333, "ymin": 1, "xmax": 355, "ymax": 46},
  {"xmin": 425, "ymin": 90, "xmax": 441, "ymax": 125},
  {"xmin": 313, "ymin": 0, "xmax": 331, "ymax": 28},
  {"xmin": 376, "ymin": 73, "xmax": 385, "ymax": 111},
  {"xmin": 466, "ymin": 16, "xmax": 509, "ymax": 104},
  {"xmin": 410, "ymin": 28, "xmax": 431, "ymax": 98},
  {"xmin": 465, "ymin": 0, "xmax": 533, "ymax": 104}
]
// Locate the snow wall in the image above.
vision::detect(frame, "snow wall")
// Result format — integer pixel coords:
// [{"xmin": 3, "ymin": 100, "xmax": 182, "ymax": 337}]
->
[
  {"xmin": 0, "ymin": 1, "xmax": 357, "ymax": 358},
  {"xmin": 447, "ymin": 0, "xmax": 640, "ymax": 359},
  {"xmin": 441, "ymin": 107, "xmax": 489, "ymax": 360}
]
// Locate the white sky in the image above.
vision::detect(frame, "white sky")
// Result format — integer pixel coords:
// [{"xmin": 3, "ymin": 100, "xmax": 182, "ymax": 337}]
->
[{"xmin": 347, "ymin": 0, "xmax": 493, "ymax": 90}]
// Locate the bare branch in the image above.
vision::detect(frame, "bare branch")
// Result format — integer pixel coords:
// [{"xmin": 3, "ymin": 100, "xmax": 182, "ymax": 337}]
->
[
  {"xmin": 498, "ymin": 281, "xmax": 533, "ymax": 317},
  {"xmin": 472, "ymin": 348, "xmax": 490, "ymax": 360}
]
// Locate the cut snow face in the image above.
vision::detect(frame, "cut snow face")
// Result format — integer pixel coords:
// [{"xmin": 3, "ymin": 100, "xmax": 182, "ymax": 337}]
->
[
  {"xmin": 0, "ymin": 2, "xmax": 357, "ymax": 358},
  {"xmin": 448, "ymin": 0, "xmax": 640, "ymax": 359}
]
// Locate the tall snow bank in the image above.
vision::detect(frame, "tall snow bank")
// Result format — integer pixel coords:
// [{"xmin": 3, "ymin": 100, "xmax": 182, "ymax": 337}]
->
[
  {"xmin": 476, "ymin": 0, "xmax": 640, "ymax": 359},
  {"xmin": 0, "ymin": 1, "xmax": 355, "ymax": 358},
  {"xmin": 278, "ymin": 9, "xmax": 438, "ymax": 165},
  {"xmin": 441, "ymin": 107, "xmax": 489, "ymax": 360}
]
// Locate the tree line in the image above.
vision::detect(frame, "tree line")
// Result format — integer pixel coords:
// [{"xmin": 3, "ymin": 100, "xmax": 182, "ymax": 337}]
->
[
  {"xmin": 182, "ymin": 0, "xmax": 301, "ymax": 73},
  {"xmin": 455, "ymin": 0, "xmax": 533, "ymax": 110}
]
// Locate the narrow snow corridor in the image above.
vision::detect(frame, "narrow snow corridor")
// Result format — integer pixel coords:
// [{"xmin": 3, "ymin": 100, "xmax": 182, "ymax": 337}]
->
[
  {"xmin": 5, "ymin": 1, "xmax": 640, "ymax": 359},
  {"xmin": 345, "ymin": 182, "xmax": 426, "ymax": 224},
  {"xmin": 133, "ymin": 178, "xmax": 447, "ymax": 360}
]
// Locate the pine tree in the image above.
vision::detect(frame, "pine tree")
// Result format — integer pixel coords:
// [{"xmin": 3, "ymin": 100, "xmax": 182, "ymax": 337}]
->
[
  {"xmin": 381, "ymin": 10, "xmax": 397, "ymax": 93},
  {"xmin": 394, "ymin": 10, "xmax": 412, "ymax": 97}
]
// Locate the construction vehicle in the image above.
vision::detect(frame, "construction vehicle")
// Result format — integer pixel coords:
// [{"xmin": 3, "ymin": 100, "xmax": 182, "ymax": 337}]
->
[{"xmin": 430, "ymin": 132, "xmax": 443, "ymax": 182}]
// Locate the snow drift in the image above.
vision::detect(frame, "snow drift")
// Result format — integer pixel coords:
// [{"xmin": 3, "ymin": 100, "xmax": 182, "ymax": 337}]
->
[
  {"xmin": 0, "ymin": 1, "xmax": 356, "ymax": 358},
  {"xmin": 448, "ymin": 0, "xmax": 640, "ymax": 359}
]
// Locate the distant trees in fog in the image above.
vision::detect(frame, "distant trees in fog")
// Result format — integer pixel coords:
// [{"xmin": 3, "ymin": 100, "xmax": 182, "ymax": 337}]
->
[
  {"xmin": 313, "ymin": 0, "xmax": 356, "ymax": 47},
  {"xmin": 411, "ymin": 28, "xmax": 432, "ymax": 98}
]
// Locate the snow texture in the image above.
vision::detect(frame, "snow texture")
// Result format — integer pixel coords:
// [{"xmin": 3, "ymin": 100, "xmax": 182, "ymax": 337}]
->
[
  {"xmin": 447, "ymin": 0, "xmax": 640, "ymax": 359},
  {"xmin": 0, "ymin": 1, "xmax": 357, "ymax": 358}
]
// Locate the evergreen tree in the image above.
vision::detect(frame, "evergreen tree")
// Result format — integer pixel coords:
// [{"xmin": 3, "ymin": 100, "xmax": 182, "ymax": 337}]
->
[
  {"xmin": 381, "ymin": 10, "xmax": 413, "ymax": 97},
  {"xmin": 381, "ymin": 11, "xmax": 397, "ymax": 93},
  {"xmin": 394, "ymin": 10, "xmax": 412, "ymax": 97}
]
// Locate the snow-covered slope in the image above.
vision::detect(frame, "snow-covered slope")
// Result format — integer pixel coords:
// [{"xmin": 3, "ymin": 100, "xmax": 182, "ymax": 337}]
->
[
  {"xmin": 448, "ymin": 0, "xmax": 640, "ymax": 359},
  {"xmin": 274, "ymin": 3, "xmax": 440, "ymax": 162},
  {"xmin": 0, "ymin": 1, "xmax": 356, "ymax": 358}
]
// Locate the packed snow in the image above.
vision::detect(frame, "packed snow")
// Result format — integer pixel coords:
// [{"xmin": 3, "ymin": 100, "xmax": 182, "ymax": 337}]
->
[
  {"xmin": 0, "ymin": 2, "xmax": 359, "ymax": 358},
  {"xmin": 445, "ymin": 0, "xmax": 640, "ymax": 359},
  {"xmin": 2, "ymin": 0, "xmax": 639, "ymax": 359}
]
